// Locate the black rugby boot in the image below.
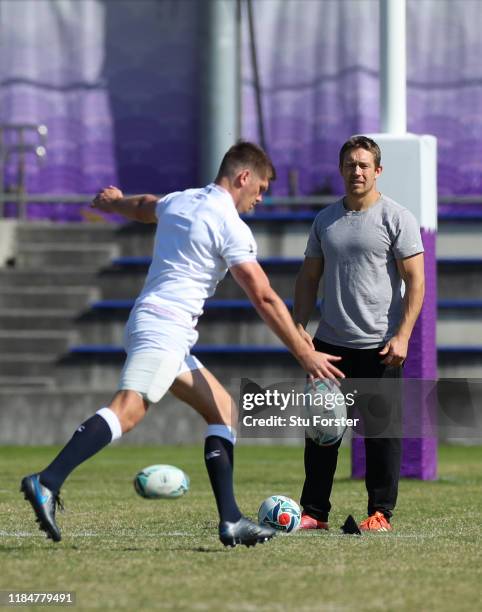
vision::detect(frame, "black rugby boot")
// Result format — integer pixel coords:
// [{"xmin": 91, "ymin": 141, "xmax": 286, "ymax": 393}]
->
[
  {"xmin": 20, "ymin": 474, "xmax": 63, "ymax": 542},
  {"xmin": 219, "ymin": 516, "xmax": 276, "ymax": 548}
]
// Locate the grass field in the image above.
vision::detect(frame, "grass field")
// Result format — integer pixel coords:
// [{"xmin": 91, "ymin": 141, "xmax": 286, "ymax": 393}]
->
[{"xmin": 0, "ymin": 445, "xmax": 481, "ymax": 611}]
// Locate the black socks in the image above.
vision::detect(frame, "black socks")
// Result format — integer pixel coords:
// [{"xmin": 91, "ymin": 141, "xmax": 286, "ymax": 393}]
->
[
  {"xmin": 39, "ymin": 414, "xmax": 113, "ymax": 493},
  {"xmin": 204, "ymin": 435, "xmax": 242, "ymax": 523}
]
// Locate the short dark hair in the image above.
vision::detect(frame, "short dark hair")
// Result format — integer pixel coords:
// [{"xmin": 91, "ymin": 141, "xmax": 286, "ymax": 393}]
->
[
  {"xmin": 339, "ymin": 136, "xmax": 381, "ymax": 169},
  {"xmin": 216, "ymin": 140, "xmax": 276, "ymax": 181}
]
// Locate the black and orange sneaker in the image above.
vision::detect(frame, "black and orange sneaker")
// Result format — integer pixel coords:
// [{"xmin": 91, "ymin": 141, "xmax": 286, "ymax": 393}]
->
[{"xmin": 359, "ymin": 511, "xmax": 392, "ymax": 532}]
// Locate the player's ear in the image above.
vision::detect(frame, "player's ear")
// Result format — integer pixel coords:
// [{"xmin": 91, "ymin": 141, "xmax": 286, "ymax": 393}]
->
[
  {"xmin": 238, "ymin": 169, "xmax": 251, "ymax": 186},
  {"xmin": 375, "ymin": 164, "xmax": 383, "ymax": 177}
]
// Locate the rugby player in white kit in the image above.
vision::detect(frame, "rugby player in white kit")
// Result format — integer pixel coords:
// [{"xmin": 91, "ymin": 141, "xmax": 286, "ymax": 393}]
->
[{"xmin": 21, "ymin": 141, "xmax": 343, "ymax": 547}]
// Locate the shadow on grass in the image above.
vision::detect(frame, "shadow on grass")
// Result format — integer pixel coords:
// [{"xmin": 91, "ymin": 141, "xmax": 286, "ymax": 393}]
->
[
  {"xmin": 118, "ymin": 545, "xmax": 226, "ymax": 553},
  {"xmin": 190, "ymin": 546, "xmax": 227, "ymax": 554},
  {"xmin": 0, "ymin": 544, "xmax": 75, "ymax": 551}
]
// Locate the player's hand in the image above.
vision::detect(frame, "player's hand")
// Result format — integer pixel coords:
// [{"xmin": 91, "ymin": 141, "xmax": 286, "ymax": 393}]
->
[
  {"xmin": 379, "ymin": 334, "xmax": 408, "ymax": 366},
  {"xmin": 298, "ymin": 349, "xmax": 344, "ymax": 383},
  {"xmin": 296, "ymin": 323, "xmax": 314, "ymax": 350},
  {"xmin": 92, "ymin": 186, "xmax": 123, "ymax": 211}
]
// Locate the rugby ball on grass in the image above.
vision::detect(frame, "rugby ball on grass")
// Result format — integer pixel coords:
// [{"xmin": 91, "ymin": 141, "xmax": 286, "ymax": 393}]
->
[
  {"xmin": 258, "ymin": 495, "xmax": 301, "ymax": 533},
  {"xmin": 134, "ymin": 464, "xmax": 189, "ymax": 499}
]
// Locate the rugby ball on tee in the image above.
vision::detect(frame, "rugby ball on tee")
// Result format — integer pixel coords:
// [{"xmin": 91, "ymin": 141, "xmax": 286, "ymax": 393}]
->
[{"xmin": 134, "ymin": 464, "xmax": 190, "ymax": 499}]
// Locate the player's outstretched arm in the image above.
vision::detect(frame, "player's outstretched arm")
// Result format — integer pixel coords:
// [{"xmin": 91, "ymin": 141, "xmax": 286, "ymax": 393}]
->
[
  {"xmin": 230, "ymin": 261, "xmax": 344, "ymax": 381},
  {"xmin": 91, "ymin": 186, "xmax": 159, "ymax": 223}
]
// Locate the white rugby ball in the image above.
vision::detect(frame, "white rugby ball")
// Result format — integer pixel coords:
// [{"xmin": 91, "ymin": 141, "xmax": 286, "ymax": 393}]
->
[
  {"xmin": 134, "ymin": 464, "xmax": 190, "ymax": 499},
  {"xmin": 303, "ymin": 378, "xmax": 347, "ymax": 446},
  {"xmin": 258, "ymin": 495, "xmax": 301, "ymax": 533}
]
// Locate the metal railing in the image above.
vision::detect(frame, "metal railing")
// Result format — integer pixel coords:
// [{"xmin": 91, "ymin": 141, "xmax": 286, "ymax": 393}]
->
[
  {"xmin": 0, "ymin": 193, "xmax": 481, "ymax": 220},
  {"xmin": 0, "ymin": 123, "xmax": 48, "ymax": 218}
]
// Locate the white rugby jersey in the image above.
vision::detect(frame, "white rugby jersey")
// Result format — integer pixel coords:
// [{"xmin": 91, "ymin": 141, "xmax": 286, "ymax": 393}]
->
[{"xmin": 135, "ymin": 183, "xmax": 257, "ymax": 319}]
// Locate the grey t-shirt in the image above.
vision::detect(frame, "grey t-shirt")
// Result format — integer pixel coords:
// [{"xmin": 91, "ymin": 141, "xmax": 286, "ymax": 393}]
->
[{"xmin": 304, "ymin": 194, "xmax": 424, "ymax": 348}]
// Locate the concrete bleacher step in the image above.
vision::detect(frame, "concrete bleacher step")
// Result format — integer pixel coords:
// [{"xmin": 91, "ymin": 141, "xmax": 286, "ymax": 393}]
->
[
  {"xmin": 437, "ymin": 301, "xmax": 482, "ymax": 345},
  {"xmin": 0, "ymin": 354, "xmax": 59, "ymax": 378},
  {"xmin": 438, "ymin": 348, "xmax": 482, "ymax": 377},
  {"xmin": 0, "ymin": 376, "xmax": 56, "ymax": 390},
  {"xmin": 54, "ymin": 352, "xmax": 127, "ymax": 389},
  {"xmin": 0, "ymin": 287, "xmax": 100, "ymax": 309},
  {"xmin": 437, "ymin": 219, "xmax": 482, "ymax": 258},
  {"xmin": 16, "ymin": 223, "xmax": 120, "ymax": 244},
  {"xmin": 0, "ymin": 309, "xmax": 77, "ymax": 330},
  {"xmin": 15, "ymin": 221, "xmax": 156, "ymax": 258},
  {"xmin": 15, "ymin": 243, "xmax": 120, "ymax": 268},
  {"xmin": 0, "ymin": 331, "xmax": 74, "ymax": 354},
  {"xmin": 0, "ymin": 268, "xmax": 96, "ymax": 288},
  {"xmin": 437, "ymin": 259, "xmax": 482, "ymax": 299}
]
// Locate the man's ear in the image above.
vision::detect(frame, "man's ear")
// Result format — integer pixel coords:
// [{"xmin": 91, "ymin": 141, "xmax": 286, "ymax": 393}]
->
[
  {"xmin": 375, "ymin": 164, "xmax": 383, "ymax": 178},
  {"xmin": 237, "ymin": 169, "xmax": 251, "ymax": 186}
]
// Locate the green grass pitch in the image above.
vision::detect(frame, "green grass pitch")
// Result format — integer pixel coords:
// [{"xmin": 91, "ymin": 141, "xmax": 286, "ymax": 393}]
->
[{"xmin": 1, "ymin": 445, "xmax": 481, "ymax": 611}]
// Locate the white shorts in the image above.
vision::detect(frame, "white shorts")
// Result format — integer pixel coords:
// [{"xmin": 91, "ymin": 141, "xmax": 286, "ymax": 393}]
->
[{"xmin": 118, "ymin": 304, "xmax": 204, "ymax": 403}]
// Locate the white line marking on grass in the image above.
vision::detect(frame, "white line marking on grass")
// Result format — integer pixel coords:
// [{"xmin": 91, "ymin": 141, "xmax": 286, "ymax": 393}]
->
[
  {"xmin": 383, "ymin": 534, "xmax": 441, "ymax": 538},
  {"xmin": 0, "ymin": 531, "xmax": 39, "ymax": 537},
  {"xmin": 297, "ymin": 531, "xmax": 442, "ymax": 539},
  {"xmin": 15, "ymin": 528, "xmax": 434, "ymax": 540},
  {"xmin": 0, "ymin": 531, "xmax": 196, "ymax": 538}
]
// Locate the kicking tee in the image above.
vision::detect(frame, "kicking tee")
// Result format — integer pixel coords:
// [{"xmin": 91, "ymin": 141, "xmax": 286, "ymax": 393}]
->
[
  {"xmin": 135, "ymin": 183, "xmax": 257, "ymax": 319},
  {"xmin": 305, "ymin": 194, "xmax": 424, "ymax": 348}
]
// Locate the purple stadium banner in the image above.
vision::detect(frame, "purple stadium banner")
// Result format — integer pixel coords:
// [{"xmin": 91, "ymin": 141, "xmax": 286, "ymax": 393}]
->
[
  {"xmin": 0, "ymin": 0, "xmax": 117, "ymax": 220},
  {"xmin": 0, "ymin": 1, "xmax": 482, "ymax": 218},
  {"xmin": 241, "ymin": 0, "xmax": 482, "ymax": 208},
  {"xmin": 0, "ymin": 0, "xmax": 201, "ymax": 220}
]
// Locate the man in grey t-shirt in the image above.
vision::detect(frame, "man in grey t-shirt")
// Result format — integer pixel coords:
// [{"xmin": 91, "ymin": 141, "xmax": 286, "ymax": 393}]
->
[{"xmin": 294, "ymin": 136, "xmax": 425, "ymax": 531}]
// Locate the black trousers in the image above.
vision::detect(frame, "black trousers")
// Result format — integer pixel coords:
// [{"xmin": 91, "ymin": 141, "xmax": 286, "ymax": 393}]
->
[{"xmin": 300, "ymin": 338, "xmax": 402, "ymax": 521}]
